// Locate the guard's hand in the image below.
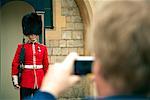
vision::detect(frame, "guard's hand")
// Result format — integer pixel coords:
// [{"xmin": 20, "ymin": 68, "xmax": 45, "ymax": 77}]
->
[
  {"xmin": 12, "ymin": 75, "xmax": 20, "ymax": 89},
  {"xmin": 14, "ymin": 84, "xmax": 20, "ymax": 89},
  {"xmin": 41, "ymin": 52, "xmax": 81, "ymax": 97}
]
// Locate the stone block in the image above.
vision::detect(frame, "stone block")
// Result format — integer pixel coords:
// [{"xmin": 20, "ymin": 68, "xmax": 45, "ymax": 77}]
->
[
  {"xmin": 74, "ymin": 23, "xmax": 84, "ymax": 30},
  {"xmin": 53, "ymin": 48, "xmax": 61, "ymax": 55},
  {"xmin": 72, "ymin": 31, "xmax": 83, "ymax": 39},
  {"xmin": 60, "ymin": 40, "xmax": 67, "ymax": 47},
  {"xmin": 62, "ymin": 7, "xmax": 79, "ymax": 16},
  {"xmin": 66, "ymin": 23, "xmax": 74, "ymax": 30},
  {"xmin": 61, "ymin": 48, "xmax": 69, "ymax": 55},
  {"xmin": 48, "ymin": 47, "xmax": 53, "ymax": 55},
  {"xmin": 67, "ymin": 40, "xmax": 83, "ymax": 47},
  {"xmin": 72, "ymin": 8, "xmax": 80, "ymax": 16},
  {"xmin": 66, "ymin": 16, "xmax": 71, "ymax": 22},
  {"xmin": 62, "ymin": 31, "xmax": 72, "ymax": 39},
  {"xmin": 69, "ymin": 48, "xmax": 77, "ymax": 53},
  {"xmin": 71, "ymin": 16, "xmax": 82, "ymax": 23},
  {"xmin": 61, "ymin": 7, "xmax": 69, "ymax": 16},
  {"xmin": 49, "ymin": 40, "xmax": 59, "ymax": 47},
  {"xmin": 78, "ymin": 48, "xmax": 84, "ymax": 55},
  {"xmin": 61, "ymin": 0, "xmax": 77, "ymax": 8},
  {"xmin": 61, "ymin": 0, "xmax": 67, "ymax": 8}
]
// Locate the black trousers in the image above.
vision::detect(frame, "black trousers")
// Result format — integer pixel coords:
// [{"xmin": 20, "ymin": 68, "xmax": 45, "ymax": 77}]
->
[{"xmin": 20, "ymin": 88, "xmax": 38, "ymax": 100}]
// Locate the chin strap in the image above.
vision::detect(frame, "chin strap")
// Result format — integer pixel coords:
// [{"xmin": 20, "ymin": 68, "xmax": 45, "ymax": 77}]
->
[
  {"xmin": 23, "ymin": 36, "xmax": 25, "ymax": 44},
  {"xmin": 27, "ymin": 39, "xmax": 37, "ymax": 44}
]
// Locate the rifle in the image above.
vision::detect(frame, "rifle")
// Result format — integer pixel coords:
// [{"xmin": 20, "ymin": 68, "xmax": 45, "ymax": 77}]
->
[{"xmin": 18, "ymin": 38, "xmax": 25, "ymax": 85}]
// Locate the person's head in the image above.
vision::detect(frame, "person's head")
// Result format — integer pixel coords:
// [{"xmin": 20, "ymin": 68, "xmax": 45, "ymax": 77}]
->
[
  {"xmin": 22, "ymin": 12, "xmax": 42, "ymax": 41},
  {"xmin": 89, "ymin": 0, "xmax": 150, "ymax": 96}
]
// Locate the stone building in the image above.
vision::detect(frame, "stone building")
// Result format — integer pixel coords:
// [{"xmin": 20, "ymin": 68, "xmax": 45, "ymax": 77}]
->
[
  {"xmin": 46, "ymin": 0, "xmax": 100, "ymax": 64},
  {"xmin": 0, "ymin": 0, "xmax": 101, "ymax": 100}
]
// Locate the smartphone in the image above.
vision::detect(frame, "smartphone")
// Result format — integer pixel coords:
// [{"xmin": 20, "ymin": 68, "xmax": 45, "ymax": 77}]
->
[{"xmin": 74, "ymin": 56, "xmax": 94, "ymax": 75}]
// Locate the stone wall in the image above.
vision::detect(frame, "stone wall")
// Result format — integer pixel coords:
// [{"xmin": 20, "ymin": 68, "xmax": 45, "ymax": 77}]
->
[{"xmin": 46, "ymin": 0, "xmax": 84, "ymax": 64}]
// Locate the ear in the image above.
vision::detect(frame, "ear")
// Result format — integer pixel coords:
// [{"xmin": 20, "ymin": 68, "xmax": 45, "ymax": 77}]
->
[
  {"xmin": 92, "ymin": 58, "xmax": 103, "ymax": 96},
  {"xmin": 92, "ymin": 59, "xmax": 101, "ymax": 75}
]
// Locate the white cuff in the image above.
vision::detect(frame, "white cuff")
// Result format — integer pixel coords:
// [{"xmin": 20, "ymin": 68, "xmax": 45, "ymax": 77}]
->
[{"xmin": 12, "ymin": 75, "xmax": 18, "ymax": 85}]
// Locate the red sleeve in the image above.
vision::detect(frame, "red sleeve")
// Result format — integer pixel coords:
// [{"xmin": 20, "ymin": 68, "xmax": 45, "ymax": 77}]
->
[
  {"xmin": 43, "ymin": 46, "xmax": 49, "ymax": 74},
  {"xmin": 11, "ymin": 44, "xmax": 22, "ymax": 75}
]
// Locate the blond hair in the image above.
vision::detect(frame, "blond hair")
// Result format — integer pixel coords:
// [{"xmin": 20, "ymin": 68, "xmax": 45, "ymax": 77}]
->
[{"xmin": 90, "ymin": 0, "xmax": 150, "ymax": 95}]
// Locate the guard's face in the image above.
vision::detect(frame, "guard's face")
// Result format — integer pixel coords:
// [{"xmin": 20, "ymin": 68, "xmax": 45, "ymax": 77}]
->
[{"xmin": 28, "ymin": 34, "xmax": 38, "ymax": 41}]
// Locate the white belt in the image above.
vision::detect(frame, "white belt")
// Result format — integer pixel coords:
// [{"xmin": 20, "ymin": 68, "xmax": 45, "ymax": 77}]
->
[{"xmin": 24, "ymin": 65, "xmax": 43, "ymax": 69}]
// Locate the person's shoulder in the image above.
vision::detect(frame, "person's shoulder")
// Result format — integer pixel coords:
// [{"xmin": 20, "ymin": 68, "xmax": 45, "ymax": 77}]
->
[
  {"xmin": 18, "ymin": 43, "xmax": 29, "ymax": 46},
  {"xmin": 17, "ymin": 43, "xmax": 23, "ymax": 48},
  {"xmin": 16, "ymin": 43, "xmax": 26, "ymax": 50}
]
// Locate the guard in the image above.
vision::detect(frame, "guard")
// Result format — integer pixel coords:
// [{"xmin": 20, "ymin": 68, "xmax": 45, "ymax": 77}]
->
[{"xmin": 11, "ymin": 12, "xmax": 49, "ymax": 100}]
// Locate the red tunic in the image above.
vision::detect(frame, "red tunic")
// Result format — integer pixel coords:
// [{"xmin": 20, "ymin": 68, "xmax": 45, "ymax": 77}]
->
[{"xmin": 12, "ymin": 42, "xmax": 49, "ymax": 89}]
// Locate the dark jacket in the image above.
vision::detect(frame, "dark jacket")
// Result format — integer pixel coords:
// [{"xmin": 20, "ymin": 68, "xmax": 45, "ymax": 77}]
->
[{"xmin": 26, "ymin": 90, "xmax": 149, "ymax": 100}]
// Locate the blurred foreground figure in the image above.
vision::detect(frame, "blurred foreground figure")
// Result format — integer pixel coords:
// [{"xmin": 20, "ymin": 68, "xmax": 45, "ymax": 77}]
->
[{"xmin": 28, "ymin": 0, "xmax": 150, "ymax": 100}]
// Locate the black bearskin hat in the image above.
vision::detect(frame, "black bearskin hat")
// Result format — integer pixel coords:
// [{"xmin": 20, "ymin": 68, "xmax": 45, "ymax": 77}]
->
[{"xmin": 22, "ymin": 12, "xmax": 42, "ymax": 36}]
